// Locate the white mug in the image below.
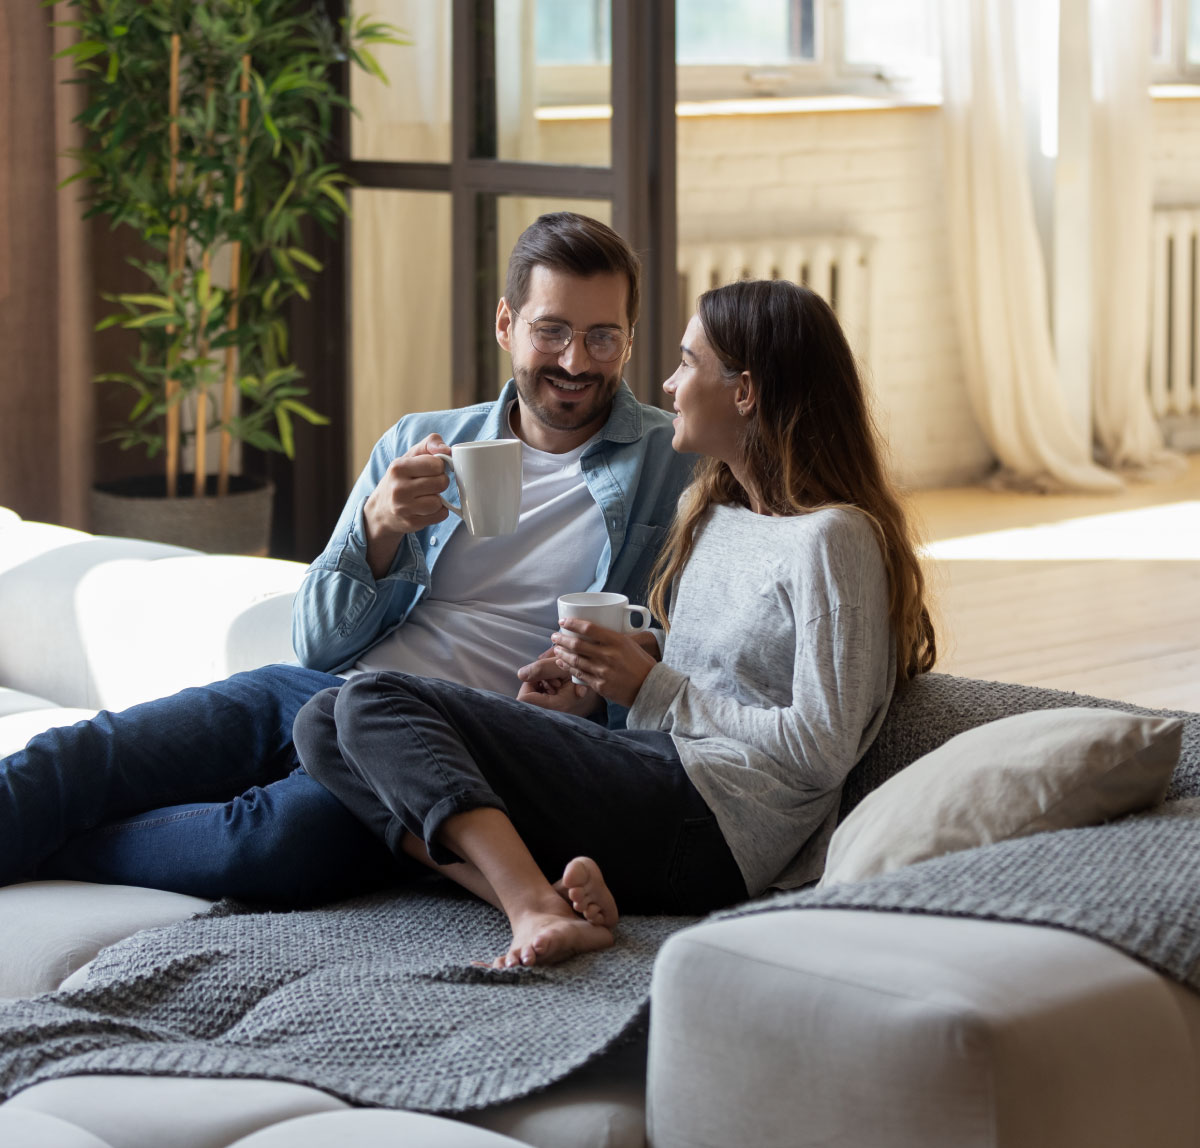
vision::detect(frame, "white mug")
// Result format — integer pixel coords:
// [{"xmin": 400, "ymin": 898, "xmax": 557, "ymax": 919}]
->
[
  {"xmin": 556, "ymin": 591, "xmax": 652, "ymax": 685},
  {"xmin": 438, "ymin": 439, "xmax": 523, "ymax": 536}
]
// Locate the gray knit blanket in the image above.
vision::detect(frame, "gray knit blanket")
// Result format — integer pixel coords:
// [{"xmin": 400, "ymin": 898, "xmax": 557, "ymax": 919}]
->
[
  {"xmin": 723, "ymin": 796, "xmax": 1200, "ymax": 992},
  {"xmin": 0, "ymin": 882, "xmax": 697, "ymax": 1112},
  {"xmin": 1, "ymin": 674, "xmax": 1198, "ymax": 1111}
]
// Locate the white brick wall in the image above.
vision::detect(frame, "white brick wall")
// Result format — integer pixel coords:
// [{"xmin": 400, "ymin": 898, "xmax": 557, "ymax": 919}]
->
[
  {"xmin": 1151, "ymin": 94, "xmax": 1200, "ymax": 206},
  {"xmin": 535, "ymin": 94, "xmax": 1200, "ymax": 489}
]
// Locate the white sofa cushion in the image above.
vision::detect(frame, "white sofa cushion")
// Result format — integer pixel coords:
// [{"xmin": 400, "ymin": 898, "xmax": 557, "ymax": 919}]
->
[
  {"xmin": 0, "ymin": 523, "xmax": 196, "ymax": 709},
  {"xmin": 0, "ymin": 1107, "xmax": 113, "ymax": 1148},
  {"xmin": 229, "ymin": 1110, "xmax": 529, "ymax": 1148},
  {"xmin": 0, "ymin": 517, "xmax": 306, "ymax": 711},
  {"xmin": 5, "ymin": 1077, "xmax": 348, "ymax": 1148},
  {"xmin": 648, "ymin": 909, "xmax": 1200, "ymax": 1148},
  {"xmin": 0, "ymin": 704, "xmax": 99, "ymax": 758},
  {"xmin": 0, "ymin": 881, "xmax": 212, "ymax": 998}
]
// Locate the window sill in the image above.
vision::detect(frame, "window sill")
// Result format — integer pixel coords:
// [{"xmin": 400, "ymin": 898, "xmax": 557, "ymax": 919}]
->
[
  {"xmin": 535, "ymin": 92, "xmax": 942, "ymax": 123},
  {"xmin": 1152, "ymin": 83, "xmax": 1200, "ymax": 101}
]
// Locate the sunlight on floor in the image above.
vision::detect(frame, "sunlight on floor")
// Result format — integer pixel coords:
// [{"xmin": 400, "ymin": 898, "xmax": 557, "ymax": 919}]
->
[{"xmin": 922, "ymin": 500, "xmax": 1200, "ymax": 561}]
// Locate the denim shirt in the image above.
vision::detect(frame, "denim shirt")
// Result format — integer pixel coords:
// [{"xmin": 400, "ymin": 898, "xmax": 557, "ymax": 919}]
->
[{"xmin": 291, "ymin": 380, "xmax": 696, "ymax": 677}]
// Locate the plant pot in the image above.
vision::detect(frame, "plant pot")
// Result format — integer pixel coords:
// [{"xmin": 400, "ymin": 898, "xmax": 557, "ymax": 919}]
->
[{"xmin": 89, "ymin": 474, "xmax": 275, "ymax": 556}]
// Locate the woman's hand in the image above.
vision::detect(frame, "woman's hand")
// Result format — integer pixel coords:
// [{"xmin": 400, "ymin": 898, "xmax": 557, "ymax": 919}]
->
[
  {"xmin": 516, "ymin": 649, "xmax": 604, "ymax": 717},
  {"xmin": 550, "ymin": 620, "xmax": 658, "ymax": 707}
]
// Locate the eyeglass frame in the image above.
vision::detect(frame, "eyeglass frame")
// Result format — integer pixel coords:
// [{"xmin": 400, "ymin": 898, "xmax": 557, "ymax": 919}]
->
[{"xmin": 510, "ymin": 309, "xmax": 635, "ymax": 364}]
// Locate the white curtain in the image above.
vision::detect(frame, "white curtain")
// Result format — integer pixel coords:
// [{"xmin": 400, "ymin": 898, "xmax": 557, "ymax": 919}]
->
[
  {"xmin": 1090, "ymin": 0, "xmax": 1185, "ymax": 476},
  {"xmin": 939, "ymin": 0, "xmax": 1123, "ymax": 492}
]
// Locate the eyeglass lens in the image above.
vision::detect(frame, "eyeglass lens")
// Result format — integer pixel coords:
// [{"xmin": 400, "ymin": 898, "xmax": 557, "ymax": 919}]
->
[{"xmin": 528, "ymin": 320, "xmax": 627, "ymax": 362}]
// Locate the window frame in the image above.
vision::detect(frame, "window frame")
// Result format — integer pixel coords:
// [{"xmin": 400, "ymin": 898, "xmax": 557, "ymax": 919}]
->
[
  {"xmin": 1152, "ymin": 0, "xmax": 1200, "ymax": 82},
  {"xmin": 535, "ymin": 0, "xmax": 939, "ymax": 108}
]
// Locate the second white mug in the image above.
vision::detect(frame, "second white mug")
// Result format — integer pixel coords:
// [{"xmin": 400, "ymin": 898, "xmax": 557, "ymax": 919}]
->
[
  {"xmin": 556, "ymin": 591, "xmax": 652, "ymax": 685},
  {"xmin": 438, "ymin": 438, "xmax": 523, "ymax": 536}
]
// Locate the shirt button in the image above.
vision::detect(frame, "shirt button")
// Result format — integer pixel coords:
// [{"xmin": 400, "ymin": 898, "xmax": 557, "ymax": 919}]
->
[{"xmin": 430, "ymin": 537, "xmax": 439, "ymax": 546}]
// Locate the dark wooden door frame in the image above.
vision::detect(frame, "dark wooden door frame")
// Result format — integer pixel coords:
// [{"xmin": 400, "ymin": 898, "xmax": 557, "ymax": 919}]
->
[{"xmin": 281, "ymin": 0, "xmax": 676, "ymax": 560}]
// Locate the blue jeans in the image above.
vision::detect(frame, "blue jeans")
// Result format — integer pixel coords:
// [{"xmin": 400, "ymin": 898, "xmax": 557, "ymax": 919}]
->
[
  {"xmin": 0, "ymin": 664, "xmax": 408, "ymax": 905},
  {"xmin": 294, "ymin": 673, "xmax": 749, "ymax": 916}
]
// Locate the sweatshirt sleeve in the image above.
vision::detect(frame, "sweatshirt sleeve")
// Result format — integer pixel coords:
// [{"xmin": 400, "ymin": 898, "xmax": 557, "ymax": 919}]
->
[{"xmin": 628, "ymin": 602, "xmax": 885, "ymax": 792}]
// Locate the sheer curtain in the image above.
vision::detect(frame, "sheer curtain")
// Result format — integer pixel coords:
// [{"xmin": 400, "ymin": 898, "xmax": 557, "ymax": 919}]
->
[
  {"xmin": 936, "ymin": 0, "xmax": 1123, "ymax": 489},
  {"xmin": 938, "ymin": 0, "xmax": 1123, "ymax": 491},
  {"xmin": 1090, "ymin": 0, "xmax": 1184, "ymax": 476}
]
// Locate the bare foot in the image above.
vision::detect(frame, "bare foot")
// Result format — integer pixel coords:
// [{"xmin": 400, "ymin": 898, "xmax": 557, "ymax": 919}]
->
[
  {"xmin": 495, "ymin": 897, "xmax": 614, "ymax": 968},
  {"xmin": 553, "ymin": 856, "xmax": 619, "ymax": 929}
]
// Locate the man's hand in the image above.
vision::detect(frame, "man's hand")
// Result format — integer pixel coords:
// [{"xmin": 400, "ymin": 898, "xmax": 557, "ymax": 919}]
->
[
  {"xmin": 363, "ymin": 434, "xmax": 453, "ymax": 579},
  {"xmin": 516, "ymin": 649, "xmax": 604, "ymax": 717},
  {"xmin": 550, "ymin": 619, "xmax": 658, "ymax": 708}
]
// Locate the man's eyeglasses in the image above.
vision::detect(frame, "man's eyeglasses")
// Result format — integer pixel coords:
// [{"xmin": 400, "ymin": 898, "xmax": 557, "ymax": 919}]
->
[{"xmin": 512, "ymin": 311, "xmax": 633, "ymax": 364}]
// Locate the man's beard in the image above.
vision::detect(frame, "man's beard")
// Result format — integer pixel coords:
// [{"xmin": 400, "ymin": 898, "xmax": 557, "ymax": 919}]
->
[{"xmin": 513, "ymin": 363, "xmax": 621, "ymax": 434}]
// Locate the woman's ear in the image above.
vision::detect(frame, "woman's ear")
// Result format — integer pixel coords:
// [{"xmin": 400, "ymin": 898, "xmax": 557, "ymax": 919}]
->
[{"xmin": 735, "ymin": 372, "xmax": 757, "ymax": 417}]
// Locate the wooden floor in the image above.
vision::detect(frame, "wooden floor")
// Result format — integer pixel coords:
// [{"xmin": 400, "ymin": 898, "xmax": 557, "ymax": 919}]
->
[{"xmin": 908, "ymin": 454, "xmax": 1200, "ymax": 711}]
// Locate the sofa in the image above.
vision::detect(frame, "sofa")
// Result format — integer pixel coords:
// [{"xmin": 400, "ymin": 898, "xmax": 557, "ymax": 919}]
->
[{"xmin": 1, "ymin": 504, "xmax": 1198, "ymax": 1148}]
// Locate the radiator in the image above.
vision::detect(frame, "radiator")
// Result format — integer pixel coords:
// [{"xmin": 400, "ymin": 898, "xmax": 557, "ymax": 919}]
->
[
  {"xmin": 1149, "ymin": 207, "xmax": 1200, "ymax": 418},
  {"xmin": 677, "ymin": 235, "xmax": 874, "ymax": 360}
]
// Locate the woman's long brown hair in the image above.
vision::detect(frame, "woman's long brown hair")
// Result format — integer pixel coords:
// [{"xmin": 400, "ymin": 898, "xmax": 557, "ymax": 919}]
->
[{"xmin": 647, "ymin": 279, "xmax": 936, "ymax": 684}]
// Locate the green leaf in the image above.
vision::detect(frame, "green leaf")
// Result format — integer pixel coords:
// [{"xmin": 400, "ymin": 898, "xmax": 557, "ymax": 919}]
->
[
  {"xmin": 287, "ymin": 247, "xmax": 322, "ymax": 272},
  {"xmin": 105, "ymin": 53, "xmax": 119, "ymax": 84},
  {"xmin": 53, "ymin": 40, "xmax": 107, "ymax": 62},
  {"xmin": 275, "ymin": 406, "xmax": 295, "ymax": 458},
  {"xmin": 115, "ymin": 293, "xmax": 173, "ymax": 309},
  {"xmin": 280, "ymin": 399, "xmax": 329, "ymax": 426},
  {"xmin": 318, "ymin": 181, "xmax": 348, "ymax": 214},
  {"xmin": 123, "ymin": 311, "xmax": 177, "ymax": 329}
]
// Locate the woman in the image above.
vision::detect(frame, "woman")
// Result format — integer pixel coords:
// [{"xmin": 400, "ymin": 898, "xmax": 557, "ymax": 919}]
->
[{"xmin": 293, "ymin": 280, "xmax": 935, "ymax": 968}]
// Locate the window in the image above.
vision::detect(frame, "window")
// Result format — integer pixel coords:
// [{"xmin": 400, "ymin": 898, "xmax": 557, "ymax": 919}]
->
[
  {"xmin": 535, "ymin": 0, "xmax": 940, "ymax": 107},
  {"xmin": 1153, "ymin": 0, "xmax": 1200, "ymax": 80}
]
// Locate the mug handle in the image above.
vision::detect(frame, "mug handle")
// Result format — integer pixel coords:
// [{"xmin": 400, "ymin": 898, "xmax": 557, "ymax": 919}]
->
[
  {"xmin": 437, "ymin": 455, "xmax": 462, "ymax": 518},
  {"xmin": 623, "ymin": 605, "xmax": 651, "ymax": 632}
]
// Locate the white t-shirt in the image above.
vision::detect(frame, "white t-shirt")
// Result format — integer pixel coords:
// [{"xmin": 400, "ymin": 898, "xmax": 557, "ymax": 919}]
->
[{"xmin": 353, "ymin": 412, "xmax": 608, "ymax": 695}]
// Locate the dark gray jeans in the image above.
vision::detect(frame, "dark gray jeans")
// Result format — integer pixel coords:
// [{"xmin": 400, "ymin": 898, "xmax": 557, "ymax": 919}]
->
[{"xmin": 293, "ymin": 671, "xmax": 748, "ymax": 916}]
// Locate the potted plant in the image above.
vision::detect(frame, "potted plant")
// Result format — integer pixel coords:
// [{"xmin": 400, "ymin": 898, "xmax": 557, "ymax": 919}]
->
[{"xmin": 52, "ymin": 0, "xmax": 403, "ymax": 554}]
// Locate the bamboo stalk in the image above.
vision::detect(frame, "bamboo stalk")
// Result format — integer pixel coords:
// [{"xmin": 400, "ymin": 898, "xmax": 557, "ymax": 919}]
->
[
  {"xmin": 194, "ymin": 78, "xmax": 216, "ymax": 500},
  {"xmin": 218, "ymin": 54, "xmax": 251, "ymax": 498},
  {"xmin": 165, "ymin": 32, "xmax": 181, "ymax": 499}
]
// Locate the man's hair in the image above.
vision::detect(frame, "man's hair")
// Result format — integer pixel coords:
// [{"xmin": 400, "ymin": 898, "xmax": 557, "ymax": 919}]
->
[{"xmin": 504, "ymin": 212, "xmax": 641, "ymax": 330}]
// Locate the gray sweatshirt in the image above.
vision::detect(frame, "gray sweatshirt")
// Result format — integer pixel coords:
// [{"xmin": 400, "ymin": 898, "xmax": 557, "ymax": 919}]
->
[{"xmin": 627, "ymin": 503, "xmax": 896, "ymax": 894}]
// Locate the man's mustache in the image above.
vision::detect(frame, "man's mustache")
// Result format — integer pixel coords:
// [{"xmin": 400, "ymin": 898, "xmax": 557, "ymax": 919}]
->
[{"xmin": 540, "ymin": 368, "xmax": 606, "ymax": 387}]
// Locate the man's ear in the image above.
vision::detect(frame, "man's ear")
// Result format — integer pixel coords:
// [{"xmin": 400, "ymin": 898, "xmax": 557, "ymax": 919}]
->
[
  {"xmin": 735, "ymin": 372, "xmax": 757, "ymax": 416},
  {"xmin": 496, "ymin": 298, "xmax": 514, "ymax": 351}
]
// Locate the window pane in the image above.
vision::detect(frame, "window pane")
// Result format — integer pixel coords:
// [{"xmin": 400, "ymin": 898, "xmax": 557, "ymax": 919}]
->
[
  {"xmin": 1189, "ymin": 0, "xmax": 1200, "ymax": 65},
  {"xmin": 500, "ymin": 0, "xmax": 611, "ymax": 164},
  {"xmin": 536, "ymin": 0, "xmax": 610, "ymax": 63},
  {"xmin": 677, "ymin": 0, "xmax": 814, "ymax": 64},
  {"xmin": 843, "ymin": 0, "xmax": 939, "ymax": 80},
  {"xmin": 350, "ymin": 190, "xmax": 452, "ymax": 478},
  {"xmin": 350, "ymin": 0, "xmax": 450, "ymax": 163}
]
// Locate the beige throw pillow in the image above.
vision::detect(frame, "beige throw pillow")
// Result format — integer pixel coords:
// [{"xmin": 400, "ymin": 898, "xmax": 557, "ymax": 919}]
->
[{"xmin": 820, "ymin": 707, "xmax": 1183, "ymax": 887}]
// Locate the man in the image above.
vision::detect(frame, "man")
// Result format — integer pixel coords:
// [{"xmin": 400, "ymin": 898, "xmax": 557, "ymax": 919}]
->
[{"xmin": 0, "ymin": 213, "xmax": 694, "ymax": 905}]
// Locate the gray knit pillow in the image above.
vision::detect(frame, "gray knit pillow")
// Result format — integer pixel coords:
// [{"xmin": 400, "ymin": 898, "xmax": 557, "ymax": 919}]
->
[{"xmin": 821, "ymin": 707, "xmax": 1182, "ymax": 886}]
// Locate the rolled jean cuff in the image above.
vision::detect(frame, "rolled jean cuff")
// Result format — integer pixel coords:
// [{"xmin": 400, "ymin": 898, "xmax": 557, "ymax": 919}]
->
[{"xmin": 421, "ymin": 789, "xmax": 509, "ymax": 866}]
